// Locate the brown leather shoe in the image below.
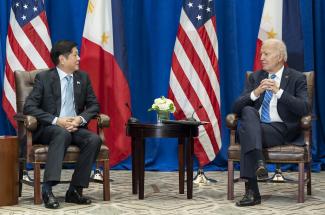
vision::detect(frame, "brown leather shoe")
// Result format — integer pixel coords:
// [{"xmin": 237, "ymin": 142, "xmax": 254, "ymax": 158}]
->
[
  {"xmin": 65, "ymin": 188, "xmax": 91, "ymax": 205},
  {"xmin": 236, "ymin": 189, "xmax": 261, "ymax": 207}
]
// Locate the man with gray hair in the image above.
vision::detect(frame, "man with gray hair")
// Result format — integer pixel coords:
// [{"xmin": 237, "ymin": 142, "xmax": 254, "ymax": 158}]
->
[{"xmin": 232, "ymin": 38, "xmax": 310, "ymax": 206}]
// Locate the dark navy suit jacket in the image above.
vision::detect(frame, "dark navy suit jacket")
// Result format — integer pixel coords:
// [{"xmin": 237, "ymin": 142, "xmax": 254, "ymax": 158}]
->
[
  {"xmin": 23, "ymin": 68, "xmax": 99, "ymax": 140},
  {"xmin": 232, "ymin": 67, "xmax": 310, "ymax": 142}
]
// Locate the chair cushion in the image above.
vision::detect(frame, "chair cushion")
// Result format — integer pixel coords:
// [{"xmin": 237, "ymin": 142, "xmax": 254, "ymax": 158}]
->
[
  {"xmin": 228, "ymin": 143, "xmax": 308, "ymax": 162},
  {"xmin": 30, "ymin": 144, "xmax": 109, "ymax": 163}
]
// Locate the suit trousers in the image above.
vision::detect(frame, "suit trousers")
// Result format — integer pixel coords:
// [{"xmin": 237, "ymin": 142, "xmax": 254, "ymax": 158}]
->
[
  {"xmin": 238, "ymin": 106, "xmax": 287, "ymax": 179},
  {"xmin": 35, "ymin": 125, "xmax": 102, "ymax": 187}
]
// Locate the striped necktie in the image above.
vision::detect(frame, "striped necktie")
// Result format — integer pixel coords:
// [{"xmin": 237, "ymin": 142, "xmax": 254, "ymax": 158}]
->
[
  {"xmin": 260, "ymin": 74, "xmax": 276, "ymax": 123},
  {"xmin": 60, "ymin": 75, "xmax": 76, "ymax": 117}
]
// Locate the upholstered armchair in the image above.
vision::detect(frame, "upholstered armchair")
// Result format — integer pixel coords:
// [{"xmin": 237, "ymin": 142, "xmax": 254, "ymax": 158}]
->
[
  {"xmin": 227, "ymin": 71, "xmax": 314, "ymax": 203},
  {"xmin": 14, "ymin": 69, "xmax": 110, "ymax": 204}
]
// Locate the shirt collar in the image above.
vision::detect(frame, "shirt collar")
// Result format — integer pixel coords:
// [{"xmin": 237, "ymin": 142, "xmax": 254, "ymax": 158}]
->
[
  {"xmin": 269, "ymin": 66, "xmax": 284, "ymax": 79},
  {"xmin": 56, "ymin": 67, "xmax": 74, "ymax": 81}
]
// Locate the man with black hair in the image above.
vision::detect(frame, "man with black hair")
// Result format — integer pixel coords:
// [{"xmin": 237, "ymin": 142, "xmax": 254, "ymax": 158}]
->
[{"xmin": 24, "ymin": 40, "xmax": 101, "ymax": 209}]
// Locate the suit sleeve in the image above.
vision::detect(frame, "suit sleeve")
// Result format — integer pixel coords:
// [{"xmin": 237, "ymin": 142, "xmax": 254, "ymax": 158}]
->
[
  {"xmin": 23, "ymin": 73, "xmax": 56, "ymax": 125},
  {"xmin": 278, "ymin": 74, "xmax": 310, "ymax": 116},
  {"xmin": 78, "ymin": 73, "xmax": 100, "ymax": 122},
  {"xmin": 232, "ymin": 74, "xmax": 256, "ymax": 114}
]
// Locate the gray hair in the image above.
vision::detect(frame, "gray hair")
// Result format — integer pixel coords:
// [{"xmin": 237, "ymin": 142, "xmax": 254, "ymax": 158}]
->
[{"xmin": 263, "ymin": 38, "xmax": 288, "ymax": 62}]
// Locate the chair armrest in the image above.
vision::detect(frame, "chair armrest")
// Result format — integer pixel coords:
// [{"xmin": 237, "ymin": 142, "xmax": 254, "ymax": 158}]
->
[
  {"xmin": 226, "ymin": 113, "xmax": 238, "ymax": 129},
  {"xmin": 300, "ymin": 115, "xmax": 312, "ymax": 130},
  {"xmin": 96, "ymin": 114, "xmax": 110, "ymax": 128},
  {"xmin": 14, "ymin": 113, "xmax": 37, "ymax": 131}
]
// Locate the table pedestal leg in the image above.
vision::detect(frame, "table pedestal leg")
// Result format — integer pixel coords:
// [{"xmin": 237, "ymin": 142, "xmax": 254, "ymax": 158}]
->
[
  {"xmin": 178, "ymin": 137, "xmax": 185, "ymax": 194},
  {"xmin": 139, "ymin": 138, "xmax": 145, "ymax": 199},
  {"xmin": 186, "ymin": 137, "xmax": 194, "ymax": 199},
  {"xmin": 131, "ymin": 137, "xmax": 137, "ymax": 194}
]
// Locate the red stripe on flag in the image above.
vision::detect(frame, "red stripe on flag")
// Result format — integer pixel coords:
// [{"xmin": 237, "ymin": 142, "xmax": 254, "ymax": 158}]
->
[
  {"xmin": 170, "ymin": 84, "xmax": 214, "ymax": 165},
  {"xmin": 197, "ymin": 25, "xmax": 220, "ymax": 82},
  {"xmin": 168, "ymin": 89, "xmax": 186, "ymax": 120},
  {"xmin": 3, "ymin": 1, "xmax": 52, "ymax": 128},
  {"xmin": 211, "ymin": 16, "xmax": 217, "ymax": 34},
  {"xmin": 196, "ymin": 27, "xmax": 222, "ymax": 131},
  {"xmin": 171, "ymin": 53, "xmax": 209, "ymax": 122},
  {"xmin": 22, "ymin": 25, "xmax": 52, "ymax": 66},
  {"xmin": 194, "ymin": 138, "xmax": 210, "ymax": 165},
  {"xmin": 178, "ymin": 26, "xmax": 221, "ymax": 124},
  {"xmin": 171, "ymin": 53, "xmax": 219, "ymax": 161},
  {"xmin": 39, "ymin": 12, "xmax": 51, "ymax": 36},
  {"xmin": 253, "ymin": 39, "xmax": 263, "ymax": 71},
  {"xmin": 7, "ymin": 26, "xmax": 36, "ymax": 70},
  {"xmin": 169, "ymin": 7, "xmax": 222, "ymax": 166},
  {"xmin": 2, "ymin": 92, "xmax": 17, "ymax": 127},
  {"xmin": 80, "ymin": 38, "xmax": 131, "ymax": 166},
  {"xmin": 4, "ymin": 61, "xmax": 15, "ymax": 91}
]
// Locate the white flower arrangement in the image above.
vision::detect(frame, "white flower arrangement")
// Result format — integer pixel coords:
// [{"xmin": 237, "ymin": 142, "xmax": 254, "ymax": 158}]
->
[{"xmin": 148, "ymin": 96, "xmax": 176, "ymax": 113}]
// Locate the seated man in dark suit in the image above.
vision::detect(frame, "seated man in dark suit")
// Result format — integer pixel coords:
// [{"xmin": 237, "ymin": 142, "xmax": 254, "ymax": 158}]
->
[
  {"xmin": 232, "ymin": 38, "xmax": 310, "ymax": 206},
  {"xmin": 23, "ymin": 40, "xmax": 102, "ymax": 209}
]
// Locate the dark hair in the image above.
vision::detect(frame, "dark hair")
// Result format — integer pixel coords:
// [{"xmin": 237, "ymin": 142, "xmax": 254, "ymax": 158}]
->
[{"xmin": 50, "ymin": 40, "xmax": 78, "ymax": 65}]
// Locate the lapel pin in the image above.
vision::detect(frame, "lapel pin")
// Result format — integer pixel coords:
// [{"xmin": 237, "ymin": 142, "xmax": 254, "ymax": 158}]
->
[{"xmin": 77, "ymin": 81, "xmax": 81, "ymax": 85}]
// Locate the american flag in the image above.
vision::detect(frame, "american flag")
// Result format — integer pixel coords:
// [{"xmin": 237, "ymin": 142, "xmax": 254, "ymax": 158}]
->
[
  {"xmin": 2, "ymin": 0, "xmax": 52, "ymax": 127},
  {"xmin": 168, "ymin": 0, "xmax": 221, "ymax": 166}
]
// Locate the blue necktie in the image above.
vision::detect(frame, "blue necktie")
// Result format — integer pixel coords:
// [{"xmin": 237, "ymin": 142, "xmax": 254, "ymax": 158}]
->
[
  {"xmin": 260, "ymin": 74, "xmax": 276, "ymax": 123},
  {"xmin": 61, "ymin": 75, "xmax": 76, "ymax": 117}
]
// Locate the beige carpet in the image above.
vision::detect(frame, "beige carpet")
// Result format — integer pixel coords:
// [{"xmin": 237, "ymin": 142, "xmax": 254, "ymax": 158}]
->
[{"xmin": 0, "ymin": 170, "xmax": 324, "ymax": 215}]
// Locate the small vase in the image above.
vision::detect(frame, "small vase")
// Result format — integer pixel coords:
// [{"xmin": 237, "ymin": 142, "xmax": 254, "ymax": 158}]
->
[{"xmin": 157, "ymin": 111, "xmax": 170, "ymax": 124}]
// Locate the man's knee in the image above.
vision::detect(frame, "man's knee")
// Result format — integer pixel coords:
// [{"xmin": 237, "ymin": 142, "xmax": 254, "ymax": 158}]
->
[
  {"xmin": 241, "ymin": 106, "xmax": 259, "ymax": 119},
  {"xmin": 51, "ymin": 126, "xmax": 72, "ymax": 144},
  {"xmin": 88, "ymin": 134, "xmax": 102, "ymax": 149},
  {"xmin": 242, "ymin": 106, "xmax": 257, "ymax": 115}
]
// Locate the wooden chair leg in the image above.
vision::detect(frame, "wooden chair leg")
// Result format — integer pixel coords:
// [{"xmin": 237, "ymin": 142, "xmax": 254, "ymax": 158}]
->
[
  {"xmin": 103, "ymin": 160, "xmax": 110, "ymax": 201},
  {"xmin": 307, "ymin": 162, "xmax": 312, "ymax": 195},
  {"xmin": 19, "ymin": 162, "xmax": 23, "ymax": 197},
  {"xmin": 298, "ymin": 162, "xmax": 305, "ymax": 203},
  {"xmin": 228, "ymin": 160, "xmax": 234, "ymax": 200},
  {"xmin": 34, "ymin": 163, "xmax": 42, "ymax": 204}
]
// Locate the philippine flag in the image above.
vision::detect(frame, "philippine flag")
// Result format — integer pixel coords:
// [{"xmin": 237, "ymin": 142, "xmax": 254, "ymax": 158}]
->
[
  {"xmin": 80, "ymin": 0, "xmax": 131, "ymax": 166},
  {"xmin": 253, "ymin": 0, "xmax": 304, "ymax": 71}
]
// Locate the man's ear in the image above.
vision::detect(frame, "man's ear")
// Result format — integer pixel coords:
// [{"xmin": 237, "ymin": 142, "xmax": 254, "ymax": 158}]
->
[
  {"xmin": 58, "ymin": 55, "xmax": 66, "ymax": 65},
  {"xmin": 278, "ymin": 53, "xmax": 283, "ymax": 63}
]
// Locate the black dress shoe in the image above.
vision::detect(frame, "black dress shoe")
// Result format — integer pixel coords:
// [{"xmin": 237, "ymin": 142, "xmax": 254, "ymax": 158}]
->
[
  {"xmin": 42, "ymin": 190, "xmax": 60, "ymax": 209},
  {"xmin": 236, "ymin": 189, "xmax": 261, "ymax": 207},
  {"xmin": 256, "ymin": 160, "xmax": 268, "ymax": 180},
  {"xmin": 65, "ymin": 188, "xmax": 91, "ymax": 205}
]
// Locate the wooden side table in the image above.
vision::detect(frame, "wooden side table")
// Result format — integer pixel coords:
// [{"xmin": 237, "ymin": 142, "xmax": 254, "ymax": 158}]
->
[
  {"xmin": 0, "ymin": 136, "xmax": 19, "ymax": 206},
  {"xmin": 126, "ymin": 122, "xmax": 199, "ymax": 200}
]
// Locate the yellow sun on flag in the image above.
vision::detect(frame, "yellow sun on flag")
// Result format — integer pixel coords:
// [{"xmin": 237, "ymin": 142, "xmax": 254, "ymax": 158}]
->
[
  {"xmin": 101, "ymin": 32, "xmax": 109, "ymax": 45},
  {"xmin": 87, "ymin": 0, "xmax": 94, "ymax": 14},
  {"xmin": 267, "ymin": 28, "xmax": 277, "ymax": 38},
  {"xmin": 263, "ymin": 13, "xmax": 272, "ymax": 24}
]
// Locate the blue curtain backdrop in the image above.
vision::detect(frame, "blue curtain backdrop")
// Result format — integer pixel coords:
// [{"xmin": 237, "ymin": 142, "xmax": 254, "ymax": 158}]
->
[{"xmin": 1, "ymin": 0, "xmax": 324, "ymax": 171}]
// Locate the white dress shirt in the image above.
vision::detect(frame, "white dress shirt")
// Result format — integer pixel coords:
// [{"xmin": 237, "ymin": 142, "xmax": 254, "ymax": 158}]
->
[
  {"xmin": 52, "ymin": 68, "xmax": 86, "ymax": 125},
  {"xmin": 250, "ymin": 66, "xmax": 285, "ymax": 122}
]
